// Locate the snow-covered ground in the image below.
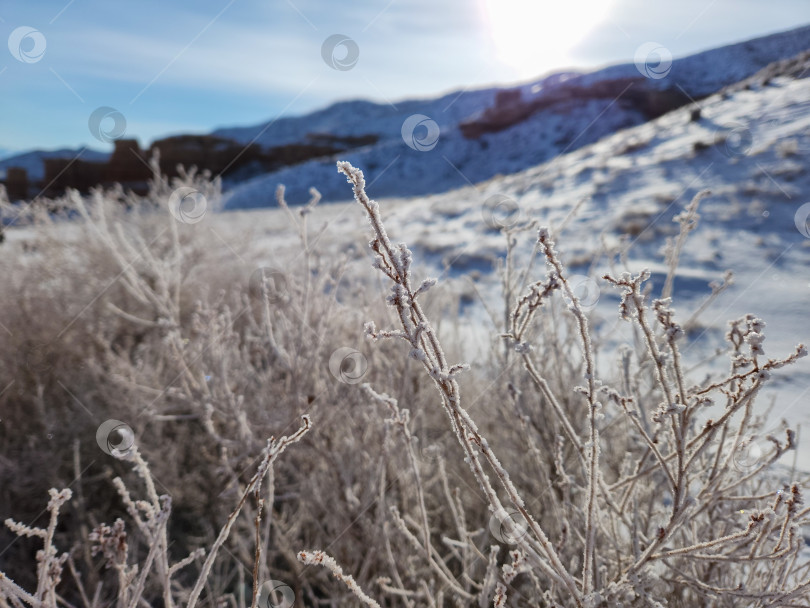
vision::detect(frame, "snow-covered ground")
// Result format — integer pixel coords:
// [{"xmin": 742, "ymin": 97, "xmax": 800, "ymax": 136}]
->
[{"xmin": 214, "ymin": 70, "xmax": 810, "ymax": 469}]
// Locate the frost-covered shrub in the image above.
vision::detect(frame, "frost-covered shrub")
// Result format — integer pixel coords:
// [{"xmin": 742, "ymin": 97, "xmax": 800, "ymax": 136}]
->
[{"xmin": 0, "ymin": 162, "xmax": 808, "ymax": 608}]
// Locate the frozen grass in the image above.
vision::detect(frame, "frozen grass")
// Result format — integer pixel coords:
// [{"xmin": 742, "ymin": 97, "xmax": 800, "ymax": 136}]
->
[{"xmin": 0, "ymin": 162, "xmax": 809, "ymax": 607}]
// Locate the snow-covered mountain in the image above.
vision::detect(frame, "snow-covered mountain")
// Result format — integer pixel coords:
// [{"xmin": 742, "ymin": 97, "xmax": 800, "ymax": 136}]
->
[{"xmin": 220, "ymin": 24, "xmax": 810, "ymax": 209}]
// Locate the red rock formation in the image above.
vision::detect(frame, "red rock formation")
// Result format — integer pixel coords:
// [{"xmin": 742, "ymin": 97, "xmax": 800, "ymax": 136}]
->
[
  {"xmin": 107, "ymin": 139, "xmax": 152, "ymax": 185},
  {"xmin": 4, "ymin": 167, "xmax": 29, "ymax": 201},
  {"xmin": 149, "ymin": 134, "xmax": 263, "ymax": 178},
  {"xmin": 8, "ymin": 131, "xmax": 381, "ymax": 200},
  {"xmin": 42, "ymin": 157, "xmax": 106, "ymax": 195},
  {"xmin": 460, "ymin": 77, "xmax": 693, "ymax": 139}
]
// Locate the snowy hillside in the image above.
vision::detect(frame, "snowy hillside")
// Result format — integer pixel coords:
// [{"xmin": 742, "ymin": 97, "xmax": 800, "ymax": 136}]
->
[
  {"xmin": 221, "ymin": 24, "xmax": 810, "ymax": 208},
  {"xmin": 221, "ymin": 62, "xmax": 810, "ymax": 465}
]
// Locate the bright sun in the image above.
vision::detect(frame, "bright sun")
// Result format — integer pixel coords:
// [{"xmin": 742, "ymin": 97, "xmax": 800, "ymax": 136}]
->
[{"xmin": 483, "ymin": 0, "xmax": 614, "ymax": 78}]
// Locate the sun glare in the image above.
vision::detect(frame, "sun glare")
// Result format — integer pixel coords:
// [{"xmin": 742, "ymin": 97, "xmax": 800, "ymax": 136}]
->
[{"xmin": 483, "ymin": 0, "xmax": 614, "ymax": 78}]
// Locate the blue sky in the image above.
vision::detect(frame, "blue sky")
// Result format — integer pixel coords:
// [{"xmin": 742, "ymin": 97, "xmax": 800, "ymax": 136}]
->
[{"xmin": 1, "ymin": 0, "xmax": 807, "ymax": 155}]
